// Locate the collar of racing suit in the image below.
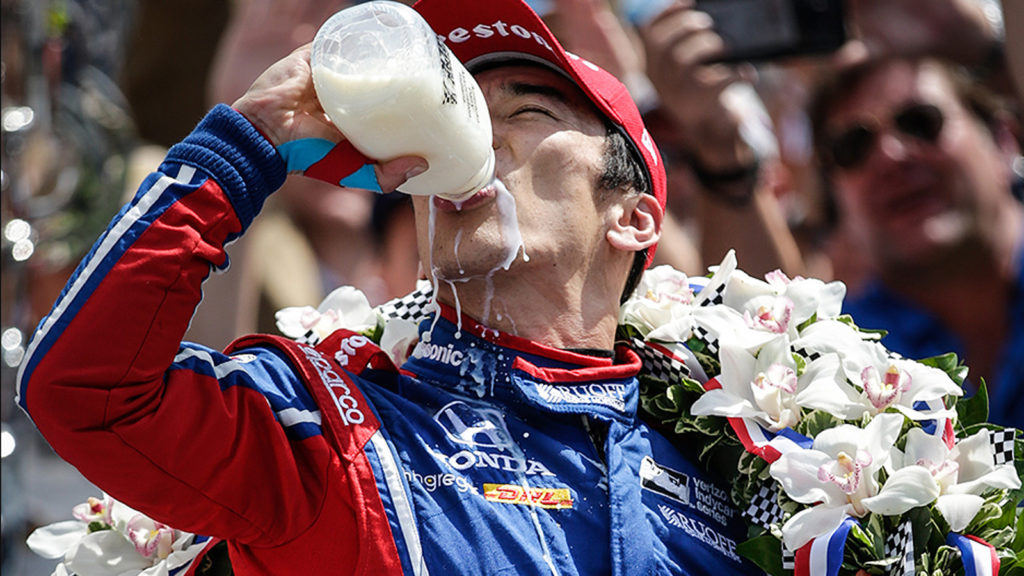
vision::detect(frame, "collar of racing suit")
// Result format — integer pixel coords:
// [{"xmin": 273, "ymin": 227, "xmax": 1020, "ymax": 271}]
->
[{"xmin": 400, "ymin": 304, "xmax": 643, "ymax": 425}]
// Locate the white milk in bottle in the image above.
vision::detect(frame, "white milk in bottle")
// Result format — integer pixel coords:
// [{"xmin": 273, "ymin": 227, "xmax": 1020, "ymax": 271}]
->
[{"xmin": 310, "ymin": 1, "xmax": 495, "ymax": 200}]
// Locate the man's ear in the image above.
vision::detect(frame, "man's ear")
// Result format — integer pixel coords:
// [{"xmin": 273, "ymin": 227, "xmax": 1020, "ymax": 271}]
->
[{"xmin": 606, "ymin": 194, "xmax": 663, "ymax": 252}]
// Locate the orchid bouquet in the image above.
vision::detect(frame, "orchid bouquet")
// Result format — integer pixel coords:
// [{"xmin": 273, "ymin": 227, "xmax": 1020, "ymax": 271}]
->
[
  {"xmin": 29, "ymin": 252, "xmax": 1023, "ymax": 576},
  {"xmin": 620, "ymin": 251, "xmax": 1024, "ymax": 576},
  {"xmin": 26, "ymin": 493, "xmax": 209, "ymax": 576}
]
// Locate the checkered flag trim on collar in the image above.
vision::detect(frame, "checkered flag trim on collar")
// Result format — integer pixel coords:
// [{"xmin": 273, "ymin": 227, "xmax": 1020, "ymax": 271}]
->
[
  {"xmin": 630, "ymin": 338, "xmax": 691, "ymax": 385},
  {"xmin": 990, "ymin": 428, "xmax": 1016, "ymax": 466},
  {"xmin": 884, "ymin": 519, "xmax": 915, "ymax": 576},
  {"xmin": 744, "ymin": 483, "xmax": 785, "ymax": 530},
  {"xmin": 377, "ymin": 281, "xmax": 436, "ymax": 323}
]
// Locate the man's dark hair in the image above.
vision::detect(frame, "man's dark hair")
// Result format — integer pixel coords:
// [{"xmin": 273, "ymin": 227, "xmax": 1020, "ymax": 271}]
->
[{"xmin": 599, "ymin": 125, "xmax": 651, "ymax": 303}]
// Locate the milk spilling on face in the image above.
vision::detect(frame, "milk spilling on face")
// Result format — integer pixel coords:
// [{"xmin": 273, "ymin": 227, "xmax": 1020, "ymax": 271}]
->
[{"xmin": 311, "ymin": 1, "xmax": 495, "ymax": 200}]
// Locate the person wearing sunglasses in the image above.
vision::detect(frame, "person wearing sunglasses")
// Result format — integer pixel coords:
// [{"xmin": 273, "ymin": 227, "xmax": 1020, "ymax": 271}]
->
[{"xmin": 809, "ymin": 55, "xmax": 1024, "ymax": 430}]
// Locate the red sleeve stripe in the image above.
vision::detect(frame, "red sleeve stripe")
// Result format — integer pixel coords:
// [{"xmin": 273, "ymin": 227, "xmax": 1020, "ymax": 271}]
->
[{"xmin": 17, "ymin": 168, "xmax": 192, "ymax": 410}]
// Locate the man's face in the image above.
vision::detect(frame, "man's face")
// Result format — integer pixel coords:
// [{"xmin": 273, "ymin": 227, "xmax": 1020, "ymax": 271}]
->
[
  {"xmin": 824, "ymin": 60, "xmax": 1009, "ymax": 270},
  {"xmin": 411, "ymin": 64, "xmax": 613, "ymax": 285}
]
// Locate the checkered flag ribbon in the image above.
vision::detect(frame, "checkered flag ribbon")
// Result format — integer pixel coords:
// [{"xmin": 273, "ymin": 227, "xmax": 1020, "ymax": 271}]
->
[
  {"xmin": 377, "ymin": 281, "xmax": 436, "ymax": 323},
  {"xmin": 690, "ymin": 324, "xmax": 720, "ymax": 356},
  {"xmin": 884, "ymin": 519, "xmax": 915, "ymax": 576},
  {"xmin": 631, "ymin": 338, "xmax": 691, "ymax": 385},
  {"xmin": 698, "ymin": 281, "xmax": 727, "ymax": 307},
  {"xmin": 744, "ymin": 482, "xmax": 785, "ymax": 530},
  {"xmin": 694, "ymin": 249, "xmax": 736, "ymax": 308},
  {"xmin": 781, "ymin": 544, "xmax": 795, "ymax": 571},
  {"xmin": 989, "ymin": 428, "xmax": 1016, "ymax": 466},
  {"xmin": 792, "ymin": 345, "xmax": 823, "ymax": 363}
]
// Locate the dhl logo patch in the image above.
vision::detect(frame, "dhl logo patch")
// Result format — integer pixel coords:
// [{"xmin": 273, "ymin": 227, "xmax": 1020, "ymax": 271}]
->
[{"xmin": 482, "ymin": 483, "xmax": 573, "ymax": 509}]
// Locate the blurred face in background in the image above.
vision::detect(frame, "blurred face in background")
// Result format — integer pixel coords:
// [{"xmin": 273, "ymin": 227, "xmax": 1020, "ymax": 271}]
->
[{"xmin": 823, "ymin": 60, "xmax": 1014, "ymax": 272}]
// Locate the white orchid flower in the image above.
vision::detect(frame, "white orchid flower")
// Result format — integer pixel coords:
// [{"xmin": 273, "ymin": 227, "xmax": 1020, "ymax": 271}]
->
[
  {"xmin": 793, "ymin": 320, "xmax": 961, "ymax": 421},
  {"xmin": 691, "ymin": 338, "xmax": 855, "ymax": 431},
  {"xmin": 379, "ymin": 317, "xmax": 420, "ymax": 366},
  {"xmin": 275, "ymin": 286, "xmax": 379, "ymax": 343},
  {"xmin": 619, "ymin": 265, "xmax": 695, "ymax": 338},
  {"xmin": 769, "ymin": 413, "xmax": 938, "ymax": 550},
  {"xmin": 870, "ymin": 427, "xmax": 1022, "ymax": 532},
  {"xmin": 28, "ymin": 495, "xmax": 207, "ymax": 576},
  {"xmin": 723, "ymin": 268, "xmax": 846, "ymax": 341}
]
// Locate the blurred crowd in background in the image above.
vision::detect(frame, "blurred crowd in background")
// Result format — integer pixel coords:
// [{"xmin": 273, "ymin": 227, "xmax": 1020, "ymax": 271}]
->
[{"xmin": 1, "ymin": 0, "xmax": 1021, "ymax": 573}]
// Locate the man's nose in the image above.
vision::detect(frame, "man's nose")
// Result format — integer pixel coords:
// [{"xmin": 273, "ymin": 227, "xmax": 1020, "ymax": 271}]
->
[{"xmin": 871, "ymin": 128, "xmax": 912, "ymax": 166}]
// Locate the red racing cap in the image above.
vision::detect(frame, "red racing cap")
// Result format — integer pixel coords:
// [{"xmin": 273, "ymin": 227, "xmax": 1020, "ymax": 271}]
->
[{"xmin": 413, "ymin": 0, "xmax": 668, "ymax": 267}]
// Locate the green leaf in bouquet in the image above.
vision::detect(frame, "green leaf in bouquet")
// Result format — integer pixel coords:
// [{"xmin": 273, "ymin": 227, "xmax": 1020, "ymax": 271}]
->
[
  {"xmin": 842, "ymin": 519, "xmax": 883, "ymax": 572},
  {"xmin": 795, "ymin": 409, "xmax": 844, "ymax": 439},
  {"xmin": 975, "ymin": 524, "xmax": 1016, "ymax": 551},
  {"xmin": 735, "ymin": 532, "xmax": 788, "ymax": 576},
  {"xmin": 731, "ymin": 451, "xmax": 772, "ymax": 510},
  {"xmin": 364, "ymin": 321, "xmax": 384, "ymax": 346},
  {"xmin": 736, "ymin": 449, "xmax": 767, "ymax": 476},
  {"xmin": 676, "ymin": 375, "xmax": 707, "ymax": 395},
  {"xmin": 1015, "ymin": 500, "xmax": 1024, "ymax": 556},
  {"xmin": 616, "ymin": 324, "xmax": 645, "ymax": 342},
  {"xmin": 792, "ymin": 352, "xmax": 807, "ymax": 377},
  {"xmin": 685, "ymin": 337, "xmax": 721, "ymax": 376},
  {"xmin": 695, "ymin": 430, "xmax": 744, "ymax": 474},
  {"xmin": 973, "ymin": 491, "xmax": 1019, "ymax": 533},
  {"xmin": 795, "ymin": 312, "xmax": 818, "ymax": 334},
  {"xmin": 836, "ymin": 313, "xmax": 887, "ymax": 339},
  {"xmin": 929, "ymin": 544, "xmax": 961, "ymax": 575},
  {"xmin": 916, "ymin": 352, "xmax": 969, "ymax": 386},
  {"xmin": 1003, "ymin": 553, "xmax": 1024, "ymax": 569},
  {"xmin": 1009, "ymin": 435, "xmax": 1024, "ymax": 507},
  {"xmin": 903, "ymin": 505, "xmax": 933, "ymax": 565},
  {"xmin": 955, "ymin": 379, "xmax": 990, "ymax": 429},
  {"xmin": 689, "ymin": 414, "xmax": 726, "ymax": 436},
  {"xmin": 87, "ymin": 520, "xmax": 112, "ymax": 533},
  {"xmin": 651, "ymin": 387, "xmax": 683, "ymax": 416}
]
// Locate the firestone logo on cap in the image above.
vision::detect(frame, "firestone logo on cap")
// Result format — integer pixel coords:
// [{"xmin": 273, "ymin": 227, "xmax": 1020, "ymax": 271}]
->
[{"xmin": 435, "ymin": 20, "xmax": 554, "ymax": 54}]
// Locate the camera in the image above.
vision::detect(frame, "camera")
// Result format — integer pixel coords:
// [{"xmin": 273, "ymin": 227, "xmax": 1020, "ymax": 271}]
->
[{"xmin": 622, "ymin": 0, "xmax": 847, "ymax": 63}]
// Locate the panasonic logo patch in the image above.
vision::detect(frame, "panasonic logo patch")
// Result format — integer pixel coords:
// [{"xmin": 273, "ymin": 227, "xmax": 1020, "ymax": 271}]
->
[{"xmin": 412, "ymin": 340, "xmax": 465, "ymax": 367}]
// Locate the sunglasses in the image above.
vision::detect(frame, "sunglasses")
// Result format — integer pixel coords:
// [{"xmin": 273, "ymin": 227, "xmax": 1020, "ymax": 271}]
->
[{"xmin": 825, "ymin": 102, "xmax": 945, "ymax": 170}]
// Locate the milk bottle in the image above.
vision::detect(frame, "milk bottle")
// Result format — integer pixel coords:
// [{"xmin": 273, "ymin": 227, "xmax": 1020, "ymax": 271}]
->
[{"xmin": 311, "ymin": 1, "xmax": 495, "ymax": 200}]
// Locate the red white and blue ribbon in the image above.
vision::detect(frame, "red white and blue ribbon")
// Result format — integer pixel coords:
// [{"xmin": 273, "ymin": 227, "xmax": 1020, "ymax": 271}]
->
[
  {"xmin": 704, "ymin": 377, "xmax": 813, "ymax": 463},
  {"xmin": 795, "ymin": 516, "xmax": 858, "ymax": 576},
  {"xmin": 946, "ymin": 533, "xmax": 1000, "ymax": 576},
  {"xmin": 914, "ymin": 399, "xmax": 955, "ymax": 449}
]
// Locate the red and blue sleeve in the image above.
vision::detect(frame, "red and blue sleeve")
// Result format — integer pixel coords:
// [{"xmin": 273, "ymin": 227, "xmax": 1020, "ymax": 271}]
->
[{"xmin": 16, "ymin": 104, "xmax": 343, "ymax": 545}]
